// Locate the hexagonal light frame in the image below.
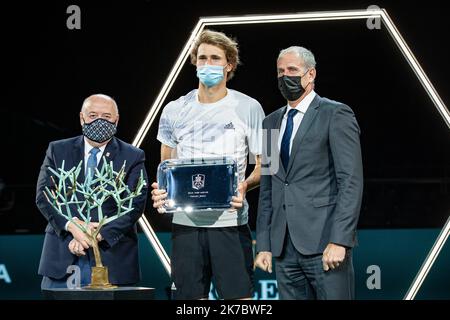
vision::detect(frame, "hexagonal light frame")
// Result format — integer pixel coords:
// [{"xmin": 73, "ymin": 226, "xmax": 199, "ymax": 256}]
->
[{"xmin": 132, "ymin": 8, "xmax": 450, "ymax": 300}]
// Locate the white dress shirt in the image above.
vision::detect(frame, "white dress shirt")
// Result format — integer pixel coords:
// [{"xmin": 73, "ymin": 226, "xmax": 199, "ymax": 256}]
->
[
  {"xmin": 278, "ymin": 90, "xmax": 317, "ymax": 154},
  {"xmin": 83, "ymin": 137, "xmax": 107, "ymax": 174}
]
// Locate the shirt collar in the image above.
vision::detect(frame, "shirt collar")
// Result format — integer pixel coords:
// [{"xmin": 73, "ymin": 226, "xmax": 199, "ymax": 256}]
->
[
  {"xmin": 284, "ymin": 90, "xmax": 316, "ymax": 117},
  {"xmin": 195, "ymin": 88, "xmax": 231, "ymax": 106},
  {"xmin": 84, "ymin": 137, "xmax": 107, "ymax": 155}
]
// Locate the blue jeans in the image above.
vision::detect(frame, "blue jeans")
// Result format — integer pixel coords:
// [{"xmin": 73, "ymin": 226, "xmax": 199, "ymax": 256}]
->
[{"xmin": 275, "ymin": 231, "xmax": 354, "ymax": 300}]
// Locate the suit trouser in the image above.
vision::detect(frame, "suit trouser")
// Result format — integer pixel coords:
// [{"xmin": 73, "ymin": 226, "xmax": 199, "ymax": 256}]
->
[
  {"xmin": 274, "ymin": 230, "xmax": 355, "ymax": 300},
  {"xmin": 41, "ymin": 253, "xmax": 92, "ymax": 289}
]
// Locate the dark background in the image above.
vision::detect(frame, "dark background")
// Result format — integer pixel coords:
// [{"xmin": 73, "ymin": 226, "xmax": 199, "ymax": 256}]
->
[{"xmin": 1, "ymin": 0, "xmax": 449, "ymax": 234}]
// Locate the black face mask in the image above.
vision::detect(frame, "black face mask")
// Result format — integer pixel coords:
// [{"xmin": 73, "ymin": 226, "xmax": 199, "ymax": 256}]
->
[{"xmin": 277, "ymin": 70, "xmax": 310, "ymax": 101}]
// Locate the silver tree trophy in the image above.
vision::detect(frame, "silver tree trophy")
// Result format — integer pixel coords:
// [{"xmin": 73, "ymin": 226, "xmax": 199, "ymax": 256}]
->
[{"xmin": 43, "ymin": 158, "xmax": 146, "ymax": 289}]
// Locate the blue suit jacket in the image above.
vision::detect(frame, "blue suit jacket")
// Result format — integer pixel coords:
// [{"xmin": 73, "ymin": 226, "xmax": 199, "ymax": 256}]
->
[{"xmin": 36, "ymin": 136, "xmax": 149, "ymax": 284}]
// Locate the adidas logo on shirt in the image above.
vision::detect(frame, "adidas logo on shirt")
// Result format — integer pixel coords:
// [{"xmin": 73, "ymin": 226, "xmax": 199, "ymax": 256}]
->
[{"xmin": 224, "ymin": 122, "xmax": 235, "ymax": 129}]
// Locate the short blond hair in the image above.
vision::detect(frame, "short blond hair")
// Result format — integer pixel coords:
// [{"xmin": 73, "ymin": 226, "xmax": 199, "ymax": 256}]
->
[{"xmin": 190, "ymin": 29, "xmax": 240, "ymax": 80}]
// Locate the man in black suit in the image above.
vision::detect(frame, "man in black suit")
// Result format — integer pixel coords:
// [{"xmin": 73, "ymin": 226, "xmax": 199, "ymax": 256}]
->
[
  {"xmin": 36, "ymin": 94, "xmax": 148, "ymax": 289},
  {"xmin": 255, "ymin": 47, "xmax": 363, "ymax": 299}
]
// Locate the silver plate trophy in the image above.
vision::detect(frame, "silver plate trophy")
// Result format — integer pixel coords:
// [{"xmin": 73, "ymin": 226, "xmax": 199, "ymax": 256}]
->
[{"xmin": 157, "ymin": 157, "xmax": 238, "ymax": 212}]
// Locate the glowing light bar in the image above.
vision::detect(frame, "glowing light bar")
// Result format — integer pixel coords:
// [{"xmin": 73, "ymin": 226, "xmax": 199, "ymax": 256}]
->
[
  {"xmin": 138, "ymin": 215, "xmax": 171, "ymax": 274},
  {"xmin": 200, "ymin": 10, "xmax": 377, "ymax": 25},
  {"xmin": 404, "ymin": 216, "xmax": 450, "ymax": 300},
  {"xmin": 379, "ymin": 10, "xmax": 450, "ymax": 127}
]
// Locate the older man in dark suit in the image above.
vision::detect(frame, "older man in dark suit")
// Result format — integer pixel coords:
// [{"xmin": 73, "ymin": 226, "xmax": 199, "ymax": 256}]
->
[
  {"xmin": 36, "ymin": 94, "xmax": 148, "ymax": 289},
  {"xmin": 255, "ymin": 47, "xmax": 363, "ymax": 300}
]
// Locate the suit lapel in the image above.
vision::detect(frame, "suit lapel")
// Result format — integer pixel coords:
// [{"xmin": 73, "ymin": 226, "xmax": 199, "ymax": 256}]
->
[
  {"xmin": 275, "ymin": 106, "xmax": 287, "ymax": 132},
  {"xmin": 72, "ymin": 136, "xmax": 85, "ymax": 183},
  {"xmin": 101, "ymin": 137, "xmax": 119, "ymax": 170},
  {"xmin": 274, "ymin": 106, "xmax": 287, "ymax": 179},
  {"xmin": 286, "ymin": 94, "xmax": 321, "ymax": 176}
]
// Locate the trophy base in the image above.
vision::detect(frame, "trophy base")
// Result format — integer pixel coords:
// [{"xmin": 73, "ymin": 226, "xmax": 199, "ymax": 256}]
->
[{"xmin": 83, "ymin": 266, "xmax": 118, "ymax": 290}]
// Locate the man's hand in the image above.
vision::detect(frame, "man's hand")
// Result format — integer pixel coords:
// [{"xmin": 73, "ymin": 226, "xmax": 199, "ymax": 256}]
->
[
  {"xmin": 67, "ymin": 217, "xmax": 93, "ymax": 249},
  {"xmin": 97, "ymin": 233, "xmax": 103, "ymax": 242},
  {"xmin": 151, "ymin": 182, "xmax": 167, "ymax": 214},
  {"xmin": 68, "ymin": 239, "xmax": 87, "ymax": 256},
  {"xmin": 254, "ymin": 251, "xmax": 273, "ymax": 273},
  {"xmin": 230, "ymin": 182, "xmax": 247, "ymax": 209},
  {"xmin": 322, "ymin": 243, "xmax": 346, "ymax": 271}
]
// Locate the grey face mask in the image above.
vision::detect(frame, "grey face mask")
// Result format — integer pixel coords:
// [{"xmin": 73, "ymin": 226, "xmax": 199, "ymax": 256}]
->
[{"xmin": 82, "ymin": 118, "xmax": 117, "ymax": 143}]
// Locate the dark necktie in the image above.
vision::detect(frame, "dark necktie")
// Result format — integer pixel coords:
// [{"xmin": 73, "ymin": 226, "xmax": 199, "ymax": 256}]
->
[{"xmin": 280, "ymin": 109, "xmax": 298, "ymax": 170}]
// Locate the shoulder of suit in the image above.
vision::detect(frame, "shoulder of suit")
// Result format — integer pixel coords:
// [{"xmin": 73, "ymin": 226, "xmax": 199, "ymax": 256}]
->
[
  {"xmin": 318, "ymin": 96, "xmax": 353, "ymax": 114},
  {"xmin": 48, "ymin": 136, "xmax": 82, "ymax": 148},
  {"xmin": 264, "ymin": 107, "xmax": 285, "ymax": 123}
]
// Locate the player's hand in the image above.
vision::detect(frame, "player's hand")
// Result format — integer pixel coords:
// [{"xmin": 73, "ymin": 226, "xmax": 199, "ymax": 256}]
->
[
  {"xmin": 151, "ymin": 182, "xmax": 167, "ymax": 214},
  {"xmin": 230, "ymin": 182, "xmax": 247, "ymax": 209}
]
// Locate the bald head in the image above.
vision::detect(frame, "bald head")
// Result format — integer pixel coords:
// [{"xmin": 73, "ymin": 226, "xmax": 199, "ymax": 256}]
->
[
  {"xmin": 80, "ymin": 93, "xmax": 119, "ymax": 128},
  {"xmin": 81, "ymin": 94, "xmax": 119, "ymax": 114}
]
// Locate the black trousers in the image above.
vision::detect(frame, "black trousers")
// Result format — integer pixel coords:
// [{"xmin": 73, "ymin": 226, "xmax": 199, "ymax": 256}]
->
[{"xmin": 171, "ymin": 224, "xmax": 254, "ymax": 300}]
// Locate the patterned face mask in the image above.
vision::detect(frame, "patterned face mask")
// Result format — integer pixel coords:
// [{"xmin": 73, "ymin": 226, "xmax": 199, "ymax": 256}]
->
[{"xmin": 82, "ymin": 117, "xmax": 117, "ymax": 143}]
